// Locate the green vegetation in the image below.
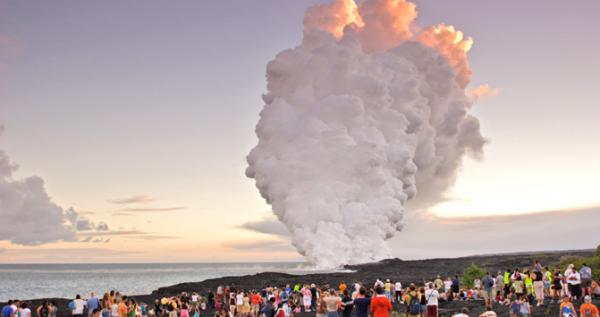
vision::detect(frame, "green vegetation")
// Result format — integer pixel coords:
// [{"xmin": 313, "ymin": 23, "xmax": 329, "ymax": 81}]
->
[
  {"xmin": 558, "ymin": 244, "xmax": 600, "ymax": 280},
  {"xmin": 461, "ymin": 263, "xmax": 486, "ymax": 288}
]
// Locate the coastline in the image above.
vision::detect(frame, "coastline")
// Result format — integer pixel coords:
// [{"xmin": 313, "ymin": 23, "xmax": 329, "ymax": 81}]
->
[{"xmin": 2, "ymin": 249, "xmax": 596, "ymax": 316}]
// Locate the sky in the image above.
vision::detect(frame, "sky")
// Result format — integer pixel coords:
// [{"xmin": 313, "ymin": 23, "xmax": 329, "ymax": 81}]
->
[{"xmin": 0, "ymin": 0, "xmax": 599, "ymax": 263}]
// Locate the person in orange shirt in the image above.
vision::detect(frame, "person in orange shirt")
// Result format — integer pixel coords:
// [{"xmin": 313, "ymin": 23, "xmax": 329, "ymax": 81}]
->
[
  {"xmin": 339, "ymin": 282, "xmax": 347, "ymax": 294},
  {"xmin": 581, "ymin": 296, "xmax": 599, "ymax": 317},
  {"xmin": 560, "ymin": 296, "xmax": 576, "ymax": 317},
  {"xmin": 370, "ymin": 286, "xmax": 392, "ymax": 317},
  {"xmin": 250, "ymin": 292, "xmax": 262, "ymax": 317},
  {"xmin": 117, "ymin": 297, "xmax": 128, "ymax": 317}
]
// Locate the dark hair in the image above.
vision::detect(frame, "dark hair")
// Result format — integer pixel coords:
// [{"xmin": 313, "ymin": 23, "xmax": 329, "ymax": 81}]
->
[
  {"xmin": 359, "ymin": 288, "xmax": 366, "ymax": 296},
  {"xmin": 375, "ymin": 286, "xmax": 384, "ymax": 295},
  {"xmin": 76, "ymin": 295, "xmax": 81, "ymax": 299},
  {"xmin": 21, "ymin": 303, "xmax": 28, "ymax": 309},
  {"xmin": 93, "ymin": 308, "xmax": 102, "ymax": 315}
]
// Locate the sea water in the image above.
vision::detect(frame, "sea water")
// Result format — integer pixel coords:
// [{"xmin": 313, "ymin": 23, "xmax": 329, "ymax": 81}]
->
[{"xmin": 0, "ymin": 262, "xmax": 309, "ymax": 301}]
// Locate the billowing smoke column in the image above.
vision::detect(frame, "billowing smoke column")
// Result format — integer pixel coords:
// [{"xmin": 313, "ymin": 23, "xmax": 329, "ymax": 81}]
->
[{"xmin": 246, "ymin": 0, "xmax": 487, "ymax": 268}]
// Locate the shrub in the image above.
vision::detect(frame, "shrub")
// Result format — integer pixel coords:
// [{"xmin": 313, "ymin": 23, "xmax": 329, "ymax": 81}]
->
[
  {"xmin": 558, "ymin": 244, "xmax": 600, "ymax": 280},
  {"xmin": 462, "ymin": 263, "xmax": 486, "ymax": 288}
]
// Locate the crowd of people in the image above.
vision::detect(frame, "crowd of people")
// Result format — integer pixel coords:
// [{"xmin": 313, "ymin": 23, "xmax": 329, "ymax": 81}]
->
[{"xmin": 2, "ymin": 261, "xmax": 600, "ymax": 317}]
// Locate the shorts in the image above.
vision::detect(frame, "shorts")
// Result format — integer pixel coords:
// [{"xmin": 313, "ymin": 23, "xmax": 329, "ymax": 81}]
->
[
  {"xmin": 582, "ymin": 278, "xmax": 592, "ymax": 288},
  {"xmin": 568, "ymin": 284, "xmax": 582, "ymax": 298},
  {"xmin": 483, "ymin": 289, "xmax": 493, "ymax": 300}
]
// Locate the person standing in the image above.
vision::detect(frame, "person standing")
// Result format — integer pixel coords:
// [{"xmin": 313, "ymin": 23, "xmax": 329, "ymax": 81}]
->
[
  {"xmin": 425, "ymin": 283, "xmax": 439, "ymax": 317},
  {"xmin": 394, "ymin": 281, "xmax": 403, "ymax": 304},
  {"xmin": 370, "ymin": 287, "xmax": 391, "ymax": 317},
  {"xmin": 482, "ymin": 272, "xmax": 494, "ymax": 308},
  {"xmin": 261, "ymin": 298, "xmax": 275, "ymax": 317},
  {"xmin": 117, "ymin": 297, "xmax": 128, "ymax": 317},
  {"xmin": 88, "ymin": 293, "xmax": 100, "ymax": 317},
  {"xmin": 340, "ymin": 290, "xmax": 353, "ymax": 317},
  {"xmin": 567, "ymin": 266, "xmax": 583, "ymax": 301},
  {"xmin": 580, "ymin": 295, "xmax": 599, "ymax": 317},
  {"xmin": 581, "ymin": 263, "xmax": 593, "ymax": 297},
  {"xmin": 532, "ymin": 267, "xmax": 545, "ymax": 306},
  {"xmin": 451, "ymin": 276, "xmax": 460, "ymax": 300},
  {"xmin": 2, "ymin": 301, "xmax": 14, "ymax": 317},
  {"xmin": 323, "ymin": 289, "xmax": 341, "ymax": 317},
  {"xmin": 353, "ymin": 288, "xmax": 371, "ymax": 317},
  {"xmin": 73, "ymin": 295, "xmax": 86, "ymax": 317},
  {"xmin": 19, "ymin": 303, "xmax": 31, "ymax": 317}
]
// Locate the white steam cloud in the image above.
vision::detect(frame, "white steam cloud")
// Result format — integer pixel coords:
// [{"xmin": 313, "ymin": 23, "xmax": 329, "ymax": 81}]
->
[{"xmin": 246, "ymin": 0, "xmax": 488, "ymax": 267}]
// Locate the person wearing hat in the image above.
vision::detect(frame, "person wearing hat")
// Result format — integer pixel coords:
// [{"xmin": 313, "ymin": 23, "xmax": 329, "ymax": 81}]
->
[{"xmin": 580, "ymin": 295, "xmax": 599, "ymax": 317}]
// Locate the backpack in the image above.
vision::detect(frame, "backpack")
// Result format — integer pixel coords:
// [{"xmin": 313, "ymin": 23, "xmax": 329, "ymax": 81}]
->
[
  {"xmin": 409, "ymin": 295, "xmax": 421, "ymax": 315},
  {"xmin": 68, "ymin": 301, "xmax": 75, "ymax": 311}
]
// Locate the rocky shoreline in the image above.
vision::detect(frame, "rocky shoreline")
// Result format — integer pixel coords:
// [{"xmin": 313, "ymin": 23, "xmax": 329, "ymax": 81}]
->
[{"xmin": 3, "ymin": 249, "xmax": 597, "ymax": 317}]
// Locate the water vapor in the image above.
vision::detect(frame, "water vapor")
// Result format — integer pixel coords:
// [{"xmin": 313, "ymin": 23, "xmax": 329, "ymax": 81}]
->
[{"xmin": 247, "ymin": 0, "xmax": 488, "ymax": 267}]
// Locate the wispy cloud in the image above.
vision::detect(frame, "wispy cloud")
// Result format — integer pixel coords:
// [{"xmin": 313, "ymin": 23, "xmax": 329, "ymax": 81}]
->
[
  {"xmin": 222, "ymin": 239, "xmax": 295, "ymax": 253},
  {"xmin": 107, "ymin": 195, "xmax": 154, "ymax": 205},
  {"xmin": 78, "ymin": 229, "xmax": 180, "ymax": 242},
  {"xmin": 115, "ymin": 206, "xmax": 186, "ymax": 212},
  {"xmin": 79, "ymin": 230, "xmax": 144, "ymax": 237}
]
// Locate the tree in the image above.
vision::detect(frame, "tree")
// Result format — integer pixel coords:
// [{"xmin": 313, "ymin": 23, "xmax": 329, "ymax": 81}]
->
[{"xmin": 462, "ymin": 263, "xmax": 486, "ymax": 289}]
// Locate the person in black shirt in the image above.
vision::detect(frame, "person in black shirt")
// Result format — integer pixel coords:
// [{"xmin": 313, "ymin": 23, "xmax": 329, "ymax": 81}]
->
[
  {"xmin": 341, "ymin": 290, "xmax": 353, "ymax": 317},
  {"xmin": 353, "ymin": 288, "xmax": 371, "ymax": 317}
]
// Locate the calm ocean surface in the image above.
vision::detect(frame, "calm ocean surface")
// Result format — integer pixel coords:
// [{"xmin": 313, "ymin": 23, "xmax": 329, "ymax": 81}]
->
[{"xmin": 0, "ymin": 262, "xmax": 309, "ymax": 302}]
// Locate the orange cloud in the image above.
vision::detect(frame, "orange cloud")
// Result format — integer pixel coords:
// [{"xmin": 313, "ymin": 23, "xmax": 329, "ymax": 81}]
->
[
  {"xmin": 354, "ymin": 0, "xmax": 417, "ymax": 53},
  {"xmin": 416, "ymin": 24, "xmax": 473, "ymax": 87},
  {"xmin": 304, "ymin": 0, "xmax": 364, "ymax": 40},
  {"xmin": 467, "ymin": 84, "xmax": 500, "ymax": 103},
  {"xmin": 304, "ymin": 0, "xmax": 417, "ymax": 53}
]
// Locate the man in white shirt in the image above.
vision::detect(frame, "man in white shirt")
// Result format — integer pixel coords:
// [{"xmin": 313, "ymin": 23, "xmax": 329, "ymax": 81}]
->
[
  {"xmin": 72, "ymin": 295, "xmax": 86, "ymax": 317},
  {"xmin": 567, "ymin": 267, "xmax": 582, "ymax": 300},
  {"xmin": 394, "ymin": 281, "xmax": 402, "ymax": 304},
  {"xmin": 425, "ymin": 283, "xmax": 439, "ymax": 317}
]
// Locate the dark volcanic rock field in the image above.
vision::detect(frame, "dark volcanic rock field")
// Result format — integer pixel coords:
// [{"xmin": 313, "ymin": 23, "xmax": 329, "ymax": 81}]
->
[{"xmin": 3, "ymin": 250, "xmax": 597, "ymax": 317}]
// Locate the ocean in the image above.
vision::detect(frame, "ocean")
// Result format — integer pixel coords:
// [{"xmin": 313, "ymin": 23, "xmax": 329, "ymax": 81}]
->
[{"xmin": 0, "ymin": 262, "xmax": 309, "ymax": 302}]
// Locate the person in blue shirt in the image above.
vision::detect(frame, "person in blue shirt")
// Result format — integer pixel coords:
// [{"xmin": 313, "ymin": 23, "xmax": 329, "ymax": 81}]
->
[
  {"xmin": 87, "ymin": 293, "xmax": 100, "ymax": 317},
  {"xmin": 2, "ymin": 301, "xmax": 15, "ymax": 317}
]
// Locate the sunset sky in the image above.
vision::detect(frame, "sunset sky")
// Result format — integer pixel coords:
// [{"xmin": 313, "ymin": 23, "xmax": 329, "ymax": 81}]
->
[{"xmin": 1, "ymin": 0, "xmax": 599, "ymax": 263}]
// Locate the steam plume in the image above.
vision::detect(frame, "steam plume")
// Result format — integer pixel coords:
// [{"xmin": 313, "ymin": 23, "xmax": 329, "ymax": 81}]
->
[{"xmin": 246, "ymin": 0, "xmax": 487, "ymax": 267}]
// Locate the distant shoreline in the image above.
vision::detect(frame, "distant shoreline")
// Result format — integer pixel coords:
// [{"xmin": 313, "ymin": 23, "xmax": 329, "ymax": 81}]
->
[{"xmin": 2, "ymin": 249, "xmax": 596, "ymax": 316}]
